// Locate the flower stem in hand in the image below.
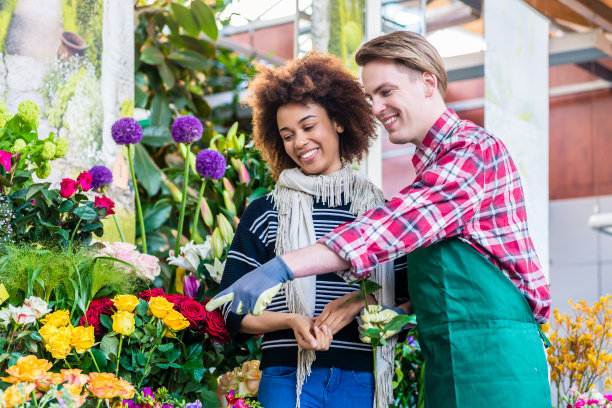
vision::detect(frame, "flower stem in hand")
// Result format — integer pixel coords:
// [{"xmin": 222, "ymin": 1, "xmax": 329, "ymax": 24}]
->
[
  {"xmin": 127, "ymin": 144, "xmax": 147, "ymax": 254},
  {"xmin": 175, "ymin": 143, "xmax": 191, "ymax": 255}
]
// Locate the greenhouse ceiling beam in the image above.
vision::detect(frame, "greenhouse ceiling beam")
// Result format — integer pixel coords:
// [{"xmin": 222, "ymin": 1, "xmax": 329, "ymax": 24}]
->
[
  {"xmin": 558, "ymin": 0, "xmax": 612, "ymax": 33},
  {"xmin": 445, "ymin": 30, "xmax": 612, "ymax": 81},
  {"xmin": 215, "ymin": 36, "xmax": 287, "ymax": 66}
]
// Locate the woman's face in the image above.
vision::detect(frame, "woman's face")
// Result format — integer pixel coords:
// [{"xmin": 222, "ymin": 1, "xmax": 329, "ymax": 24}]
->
[{"xmin": 277, "ymin": 102, "xmax": 343, "ymax": 176}]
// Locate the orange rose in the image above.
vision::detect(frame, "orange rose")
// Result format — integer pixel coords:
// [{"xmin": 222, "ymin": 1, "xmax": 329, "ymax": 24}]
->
[
  {"xmin": 1, "ymin": 355, "xmax": 52, "ymax": 383},
  {"xmin": 61, "ymin": 369, "xmax": 90, "ymax": 387},
  {"xmin": 2, "ymin": 383, "xmax": 35, "ymax": 406},
  {"xmin": 112, "ymin": 295, "xmax": 139, "ymax": 313},
  {"xmin": 162, "ymin": 310, "xmax": 190, "ymax": 331},
  {"xmin": 35, "ymin": 372, "xmax": 64, "ymax": 392},
  {"xmin": 148, "ymin": 296, "xmax": 174, "ymax": 319},
  {"xmin": 40, "ymin": 310, "xmax": 70, "ymax": 327},
  {"xmin": 87, "ymin": 372, "xmax": 134, "ymax": 399}
]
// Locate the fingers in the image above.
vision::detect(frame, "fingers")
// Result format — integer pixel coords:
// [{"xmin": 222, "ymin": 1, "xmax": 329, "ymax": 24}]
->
[
  {"xmin": 206, "ymin": 292, "xmax": 234, "ymax": 311},
  {"xmin": 253, "ymin": 283, "xmax": 283, "ymax": 315},
  {"xmin": 313, "ymin": 325, "xmax": 333, "ymax": 350},
  {"xmin": 292, "ymin": 316, "xmax": 318, "ymax": 349}
]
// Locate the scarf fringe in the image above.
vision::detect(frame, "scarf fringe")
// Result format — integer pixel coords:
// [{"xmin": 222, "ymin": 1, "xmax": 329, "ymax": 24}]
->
[{"xmin": 271, "ymin": 163, "xmax": 393, "ymax": 408}]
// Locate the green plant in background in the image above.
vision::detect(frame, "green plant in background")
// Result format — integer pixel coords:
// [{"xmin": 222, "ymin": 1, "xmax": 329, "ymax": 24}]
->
[
  {"xmin": 392, "ymin": 335, "xmax": 425, "ymax": 408},
  {"xmin": 328, "ymin": 0, "xmax": 364, "ymax": 73},
  {"xmin": 0, "ymin": 0, "xmax": 18, "ymax": 53}
]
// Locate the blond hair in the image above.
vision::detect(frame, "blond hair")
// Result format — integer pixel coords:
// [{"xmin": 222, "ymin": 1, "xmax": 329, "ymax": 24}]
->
[{"xmin": 355, "ymin": 31, "xmax": 447, "ymax": 97}]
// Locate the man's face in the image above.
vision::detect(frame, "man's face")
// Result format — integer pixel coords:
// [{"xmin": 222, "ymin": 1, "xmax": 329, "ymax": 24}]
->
[{"xmin": 362, "ymin": 59, "xmax": 432, "ymax": 146}]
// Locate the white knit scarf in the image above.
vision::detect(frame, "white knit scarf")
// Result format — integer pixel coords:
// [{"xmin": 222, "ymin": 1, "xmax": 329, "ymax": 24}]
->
[{"xmin": 271, "ymin": 162, "xmax": 397, "ymax": 408}]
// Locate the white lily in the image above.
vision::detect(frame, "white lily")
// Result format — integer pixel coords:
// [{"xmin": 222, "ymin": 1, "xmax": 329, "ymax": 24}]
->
[{"xmin": 167, "ymin": 239, "xmax": 213, "ymax": 272}]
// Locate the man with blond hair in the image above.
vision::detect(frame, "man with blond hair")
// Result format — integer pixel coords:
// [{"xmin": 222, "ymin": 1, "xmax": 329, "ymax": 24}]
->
[{"xmin": 208, "ymin": 31, "xmax": 551, "ymax": 407}]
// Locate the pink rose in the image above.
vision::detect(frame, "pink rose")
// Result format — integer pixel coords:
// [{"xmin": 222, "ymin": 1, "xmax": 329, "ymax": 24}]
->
[
  {"xmin": 134, "ymin": 253, "xmax": 161, "ymax": 281},
  {"xmin": 0, "ymin": 150, "xmax": 12, "ymax": 172},
  {"xmin": 76, "ymin": 171, "xmax": 93, "ymax": 191},
  {"xmin": 60, "ymin": 178, "xmax": 77, "ymax": 198},
  {"xmin": 94, "ymin": 195, "xmax": 115, "ymax": 216}
]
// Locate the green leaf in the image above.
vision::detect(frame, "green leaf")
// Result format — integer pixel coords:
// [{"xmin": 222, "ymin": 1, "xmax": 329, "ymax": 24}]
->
[
  {"xmin": 182, "ymin": 360, "xmax": 206, "ymax": 383},
  {"xmin": 199, "ymin": 390, "xmax": 222, "ymax": 408},
  {"xmin": 143, "ymin": 203, "xmax": 172, "ymax": 232},
  {"xmin": 149, "ymin": 94, "xmax": 173, "ymax": 127},
  {"xmin": 158, "ymin": 343, "xmax": 173, "ymax": 352},
  {"xmin": 192, "ymin": 0, "xmax": 218, "ymax": 41},
  {"xmin": 171, "ymin": 3, "xmax": 200, "ymax": 37},
  {"xmin": 167, "ymin": 34, "xmax": 215, "ymax": 58},
  {"xmin": 133, "ymin": 143, "xmax": 162, "ymax": 196},
  {"xmin": 141, "ymin": 126, "xmax": 172, "ymax": 147},
  {"xmin": 136, "ymin": 299, "xmax": 149, "ymax": 317},
  {"xmin": 248, "ymin": 187, "xmax": 269, "ymax": 204},
  {"xmin": 100, "ymin": 334, "xmax": 119, "ymax": 358},
  {"xmin": 29, "ymin": 332, "xmax": 42, "ymax": 342},
  {"xmin": 158, "ymin": 61, "xmax": 175, "ymax": 89},
  {"xmin": 168, "ymin": 51, "xmax": 210, "ymax": 71},
  {"xmin": 58, "ymin": 200, "xmax": 74, "ymax": 213},
  {"xmin": 186, "ymin": 343, "xmax": 202, "ymax": 360},
  {"xmin": 73, "ymin": 206, "xmax": 97, "ymax": 221},
  {"xmin": 140, "ymin": 46, "xmax": 164, "ymax": 65},
  {"xmin": 360, "ymin": 279, "xmax": 382, "ymax": 295},
  {"xmin": 164, "ymin": 347, "xmax": 181, "ymax": 363},
  {"xmin": 90, "ymin": 348, "xmax": 108, "ymax": 369},
  {"xmin": 26, "ymin": 183, "xmax": 48, "ymax": 202},
  {"xmin": 100, "ymin": 314, "xmax": 113, "ymax": 330},
  {"xmin": 384, "ymin": 314, "xmax": 417, "ymax": 332}
]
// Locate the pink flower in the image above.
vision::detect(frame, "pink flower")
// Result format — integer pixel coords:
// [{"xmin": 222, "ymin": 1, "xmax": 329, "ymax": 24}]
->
[
  {"xmin": 23, "ymin": 296, "xmax": 52, "ymax": 318},
  {"xmin": 183, "ymin": 274, "xmax": 200, "ymax": 298},
  {"xmin": 8, "ymin": 304, "xmax": 37, "ymax": 325},
  {"xmin": 576, "ymin": 401, "xmax": 586, "ymax": 407},
  {"xmin": 604, "ymin": 395, "xmax": 612, "ymax": 402},
  {"xmin": 60, "ymin": 178, "xmax": 77, "ymax": 198},
  {"xmin": 586, "ymin": 400, "xmax": 599, "ymax": 405},
  {"xmin": 76, "ymin": 171, "xmax": 93, "ymax": 191},
  {"xmin": 134, "ymin": 253, "xmax": 161, "ymax": 281},
  {"xmin": 94, "ymin": 195, "xmax": 115, "ymax": 216},
  {"xmin": 0, "ymin": 150, "xmax": 12, "ymax": 172}
]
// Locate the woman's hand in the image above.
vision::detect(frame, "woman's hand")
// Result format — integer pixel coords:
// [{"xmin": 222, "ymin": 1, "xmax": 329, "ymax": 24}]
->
[
  {"xmin": 313, "ymin": 292, "xmax": 376, "ymax": 335},
  {"xmin": 289, "ymin": 315, "xmax": 333, "ymax": 350}
]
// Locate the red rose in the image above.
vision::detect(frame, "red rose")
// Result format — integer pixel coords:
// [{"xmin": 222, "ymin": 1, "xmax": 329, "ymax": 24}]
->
[
  {"xmin": 164, "ymin": 294, "xmax": 189, "ymax": 309},
  {"xmin": 138, "ymin": 288, "xmax": 165, "ymax": 302},
  {"xmin": 76, "ymin": 171, "xmax": 93, "ymax": 191},
  {"xmin": 79, "ymin": 309, "xmax": 103, "ymax": 335},
  {"xmin": 89, "ymin": 298, "xmax": 115, "ymax": 315},
  {"xmin": 178, "ymin": 299, "xmax": 206, "ymax": 328},
  {"xmin": 94, "ymin": 195, "xmax": 115, "ymax": 216},
  {"xmin": 201, "ymin": 298, "xmax": 230, "ymax": 344},
  {"xmin": 60, "ymin": 178, "xmax": 77, "ymax": 198}
]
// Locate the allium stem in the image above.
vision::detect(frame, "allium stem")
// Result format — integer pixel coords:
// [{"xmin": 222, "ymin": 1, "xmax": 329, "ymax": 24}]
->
[
  {"xmin": 175, "ymin": 144, "xmax": 191, "ymax": 255},
  {"xmin": 191, "ymin": 179, "xmax": 207, "ymax": 241},
  {"xmin": 127, "ymin": 145, "xmax": 147, "ymax": 254},
  {"xmin": 102, "ymin": 187, "xmax": 126, "ymax": 242}
]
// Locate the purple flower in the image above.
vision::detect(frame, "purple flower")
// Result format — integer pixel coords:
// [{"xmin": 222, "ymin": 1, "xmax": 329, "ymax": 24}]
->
[
  {"xmin": 89, "ymin": 165, "xmax": 113, "ymax": 189},
  {"xmin": 183, "ymin": 274, "xmax": 201, "ymax": 298},
  {"xmin": 140, "ymin": 388, "xmax": 155, "ymax": 399},
  {"xmin": 171, "ymin": 116, "xmax": 203, "ymax": 144},
  {"xmin": 112, "ymin": 118, "xmax": 143, "ymax": 145},
  {"xmin": 195, "ymin": 149, "xmax": 226, "ymax": 180},
  {"xmin": 185, "ymin": 401, "xmax": 202, "ymax": 408}
]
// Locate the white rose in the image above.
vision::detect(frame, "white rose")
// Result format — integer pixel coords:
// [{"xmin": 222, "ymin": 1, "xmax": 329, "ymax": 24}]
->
[
  {"xmin": 0, "ymin": 307, "xmax": 11, "ymax": 329},
  {"xmin": 135, "ymin": 254, "xmax": 161, "ymax": 281},
  {"xmin": 23, "ymin": 296, "xmax": 52, "ymax": 318},
  {"xmin": 8, "ymin": 304, "xmax": 37, "ymax": 326}
]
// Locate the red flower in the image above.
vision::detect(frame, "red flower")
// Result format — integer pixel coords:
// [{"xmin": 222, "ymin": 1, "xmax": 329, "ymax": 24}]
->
[
  {"xmin": 164, "ymin": 294, "xmax": 189, "ymax": 308},
  {"xmin": 0, "ymin": 150, "xmax": 12, "ymax": 172},
  {"xmin": 60, "ymin": 178, "xmax": 77, "ymax": 198},
  {"xmin": 178, "ymin": 299, "xmax": 206, "ymax": 328},
  {"xmin": 89, "ymin": 298, "xmax": 116, "ymax": 315},
  {"xmin": 76, "ymin": 171, "xmax": 93, "ymax": 192},
  {"xmin": 79, "ymin": 309, "xmax": 103, "ymax": 335},
  {"xmin": 138, "ymin": 288, "xmax": 165, "ymax": 302},
  {"xmin": 201, "ymin": 298, "xmax": 230, "ymax": 344},
  {"xmin": 94, "ymin": 195, "xmax": 115, "ymax": 216}
]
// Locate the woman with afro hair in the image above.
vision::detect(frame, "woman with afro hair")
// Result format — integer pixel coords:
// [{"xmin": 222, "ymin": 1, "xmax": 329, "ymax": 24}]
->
[{"xmin": 218, "ymin": 52, "xmax": 409, "ymax": 408}]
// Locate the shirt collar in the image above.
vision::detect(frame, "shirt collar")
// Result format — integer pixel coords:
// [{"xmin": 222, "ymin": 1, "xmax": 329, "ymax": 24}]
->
[{"xmin": 412, "ymin": 108, "xmax": 460, "ymax": 173}]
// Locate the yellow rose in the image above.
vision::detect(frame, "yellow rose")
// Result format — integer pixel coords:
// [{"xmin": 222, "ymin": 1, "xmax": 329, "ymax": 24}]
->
[
  {"xmin": 162, "ymin": 310, "xmax": 190, "ymax": 331},
  {"xmin": 2, "ymin": 383, "xmax": 35, "ymax": 407},
  {"xmin": 112, "ymin": 295, "xmax": 139, "ymax": 313},
  {"xmin": 1, "ymin": 355, "xmax": 53, "ymax": 383},
  {"xmin": 148, "ymin": 296, "xmax": 174, "ymax": 319},
  {"xmin": 70, "ymin": 325, "xmax": 95, "ymax": 353},
  {"xmin": 240, "ymin": 360, "xmax": 262, "ymax": 397},
  {"xmin": 39, "ymin": 323, "xmax": 59, "ymax": 343},
  {"xmin": 45, "ymin": 326, "xmax": 73, "ymax": 360},
  {"xmin": 112, "ymin": 310, "xmax": 135, "ymax": 336},
  {"xmin": 40, "ymin": 310, "xmax": 70, "ymax": 327}
]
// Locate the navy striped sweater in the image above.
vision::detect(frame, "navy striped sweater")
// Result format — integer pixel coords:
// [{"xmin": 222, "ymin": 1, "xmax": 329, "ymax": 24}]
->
[{"xmin": 219, "ymin": 194, "xmax": 408, "ymax": 372}]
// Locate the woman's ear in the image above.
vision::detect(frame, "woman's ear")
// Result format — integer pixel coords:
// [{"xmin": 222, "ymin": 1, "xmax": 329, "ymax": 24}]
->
[{"xmin": 335, "ymin": 121, "xmax": 344, "ymax": 134}]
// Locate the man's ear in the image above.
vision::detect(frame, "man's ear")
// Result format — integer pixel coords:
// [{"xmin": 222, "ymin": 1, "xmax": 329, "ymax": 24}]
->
[{"xmin": 422, "ymin": 72, "xmax": 438, "ymax": 98}]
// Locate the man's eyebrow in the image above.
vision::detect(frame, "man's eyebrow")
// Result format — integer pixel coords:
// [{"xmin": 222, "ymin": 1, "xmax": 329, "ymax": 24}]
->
[
  {"xmin": 372, "ymin": 82, "xmax": 396, "ymax": 95},
  {"xmin": 279, "ymin": 115, "xmax": 316, "ymax": 133}
]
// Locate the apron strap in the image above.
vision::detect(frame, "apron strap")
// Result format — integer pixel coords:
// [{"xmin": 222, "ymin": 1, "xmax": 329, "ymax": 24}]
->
[{"xmin": 537, "ymin": 325, "xmax": 551, "ymax": 348}]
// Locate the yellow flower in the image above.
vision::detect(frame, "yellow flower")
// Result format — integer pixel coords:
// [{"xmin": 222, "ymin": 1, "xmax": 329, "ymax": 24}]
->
[
  {"xmin": 148, "ymin": 296, "xmax": 174, "ymax": 319},
  {"xmin": 112, "ymin": 295, "xmax": 139, "ymax": 313},
  {"xmin": 45, "ymin": 326, "xmax": 74, "ymax": 360},
  {"xmin": 40, "ymin": 310, "xmax": 70, "ymax": 327},
  {"xmin": 162, "ymin": 310, "xmax": 190, "ymax": 331},
  {"xmin": 112, "ymin": 310, "xmax": 135, "ymax": 336},
  {"xmin": 39, "ymin": 323, "xmax": 59, "ymax": 343},
  {"xmin": 2, "ymin": 383, "xmax": 35, "ymax": 407},
  {"xmin": 70, "ymin": 325, "xmax": 95, "ymax": 353},
  {"xmin": 87, "ymin": 372, "xmax": 135, "ymax": 399},
  {"xmin": 1, "ymin": 355, "xmax": 53, "ymax": 383}
]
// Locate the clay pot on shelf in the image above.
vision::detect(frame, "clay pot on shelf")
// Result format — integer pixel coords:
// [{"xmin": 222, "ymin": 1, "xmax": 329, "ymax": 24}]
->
[{"xmin": 57, "ymin": 31, "xmax": 87, "ymax": 59}]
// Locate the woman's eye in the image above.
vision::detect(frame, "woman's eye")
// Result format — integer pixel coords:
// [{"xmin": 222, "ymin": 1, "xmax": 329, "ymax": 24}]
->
[
  {"xmin": 304, "ymin": 125, "xmax": 314, "ymax": 131},
  {"xmin": 282, "ymin": 134, "xmax": 293, "ymax": 141}
]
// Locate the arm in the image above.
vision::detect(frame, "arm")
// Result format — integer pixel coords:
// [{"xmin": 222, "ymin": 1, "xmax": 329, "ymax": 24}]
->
[{"xmin": 312, "ymin": 291, "xmax": 376, "ymax": 335}]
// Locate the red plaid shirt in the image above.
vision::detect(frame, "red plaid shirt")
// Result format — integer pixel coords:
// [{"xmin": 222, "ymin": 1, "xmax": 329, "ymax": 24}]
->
[{"xmin": 321, "ymin": 109, "xmax": 551, "ymax": 323}]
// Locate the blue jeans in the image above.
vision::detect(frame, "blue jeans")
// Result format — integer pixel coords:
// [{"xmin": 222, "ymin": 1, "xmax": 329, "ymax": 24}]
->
[{"xmin": 257, "ymin": 366, "xmax": 375, "ymax": 408}]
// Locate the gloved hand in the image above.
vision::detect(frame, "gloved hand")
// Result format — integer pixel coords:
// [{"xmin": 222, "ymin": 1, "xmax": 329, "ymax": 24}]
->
[
  {"xmin": 205, "ymin": 256, "xmax": 295, "ymax": 315},
  {"xmin": 357, "ymin": 305, "xmax": 408, "ymax": 344}
]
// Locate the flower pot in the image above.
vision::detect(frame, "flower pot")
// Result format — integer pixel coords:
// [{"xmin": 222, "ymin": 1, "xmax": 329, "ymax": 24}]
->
[{"xmin": 57, "ymin": 31, "xmax": 87, "ymax": 59}]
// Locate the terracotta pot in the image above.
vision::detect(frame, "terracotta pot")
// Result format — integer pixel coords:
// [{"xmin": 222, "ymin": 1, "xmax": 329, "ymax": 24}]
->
[{"xmin": 57, "ymin": 31, "xmax": 87, "ymax": 59}]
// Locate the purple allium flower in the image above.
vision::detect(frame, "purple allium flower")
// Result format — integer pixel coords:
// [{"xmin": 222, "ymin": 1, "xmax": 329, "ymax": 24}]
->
[
  {"xmin": 195, "ymin": 149, "xmax": 226, "ymax": 180},
  {"xmin": 111, "ymin": 118, "xmax": 143, "ymax": 145},
  {"xmin": 171, "ymin": 116, "xmax": 203, "ymax": 144},
  {"xmin": 89, "ymin": 165, "xmax": 113, "ymax": 189}
]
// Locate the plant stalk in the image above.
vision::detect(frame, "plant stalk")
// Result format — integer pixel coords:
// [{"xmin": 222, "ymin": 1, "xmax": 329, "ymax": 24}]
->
[
  {"xmin": 175, "ymin": 143, "xmax": 191, "ymax": 255},
  {"xmin": 102, "ymin": 187, "xmax": 126, "ymax": 242},
  {"xmin": 127, "ymin": 144, "xmax": 147, "ymax": 253}
]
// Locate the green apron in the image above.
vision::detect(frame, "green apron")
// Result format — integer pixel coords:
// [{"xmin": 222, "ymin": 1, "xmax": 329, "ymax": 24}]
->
[{"xmin": 405, "ymin": 238, "xmax": 551, "ymax": 407}]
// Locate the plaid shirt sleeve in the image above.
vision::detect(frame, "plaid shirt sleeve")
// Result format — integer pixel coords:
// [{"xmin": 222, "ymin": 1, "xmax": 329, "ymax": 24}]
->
[{"xmin": 320, "ymin": 139, "xmax": 486, "ymax": 280}]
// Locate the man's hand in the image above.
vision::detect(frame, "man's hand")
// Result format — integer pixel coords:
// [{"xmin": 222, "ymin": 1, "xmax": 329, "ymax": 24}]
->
[
  {"xmin": 357, "ymin": 305, "xmax": 410, "ymax": 344},
  {"xmin": 205, "ymin": 257, "xmax": 294, "ymax": 315},
  {"xmin": 313, "ymin": 292, "xmax": 376, "ymax": 335}
]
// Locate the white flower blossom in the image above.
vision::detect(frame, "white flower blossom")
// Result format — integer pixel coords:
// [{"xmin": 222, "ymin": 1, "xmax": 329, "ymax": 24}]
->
[
  {"xmin": 22, "ymin": 296, "xmax": 52, "ymax": 318},
  {"xmin": 167, "ymin": 240, "xmax": 213, "ymax": 273},
  {"xmin": 8, "ymin": 304, "xmax": 37, "ymax": 326},
  {"xmin": 205, "ymin": 258, "xmax": 225, "ymax": 284}
]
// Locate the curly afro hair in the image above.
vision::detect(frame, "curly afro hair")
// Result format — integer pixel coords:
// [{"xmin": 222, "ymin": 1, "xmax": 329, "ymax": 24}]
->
[{"xmin": 247, "ymin": 52, "xmax": 377, "ymax": 179}]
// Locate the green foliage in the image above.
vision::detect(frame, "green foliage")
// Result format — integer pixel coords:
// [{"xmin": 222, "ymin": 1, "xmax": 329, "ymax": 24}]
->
[
  {"xmin": 392, "ymin": 335, "xmax": 425, "ymax": 408},
  {"xmin": 328, "ymin": 0, "xmax": 348, "ymax": 62},
  {"xmin": 0, "ymin": 0, "xmax": 17, "ymax": 52},
  {"xmin": 0, "ymin": 244, "xmax": 137, "ymax": 307}
]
